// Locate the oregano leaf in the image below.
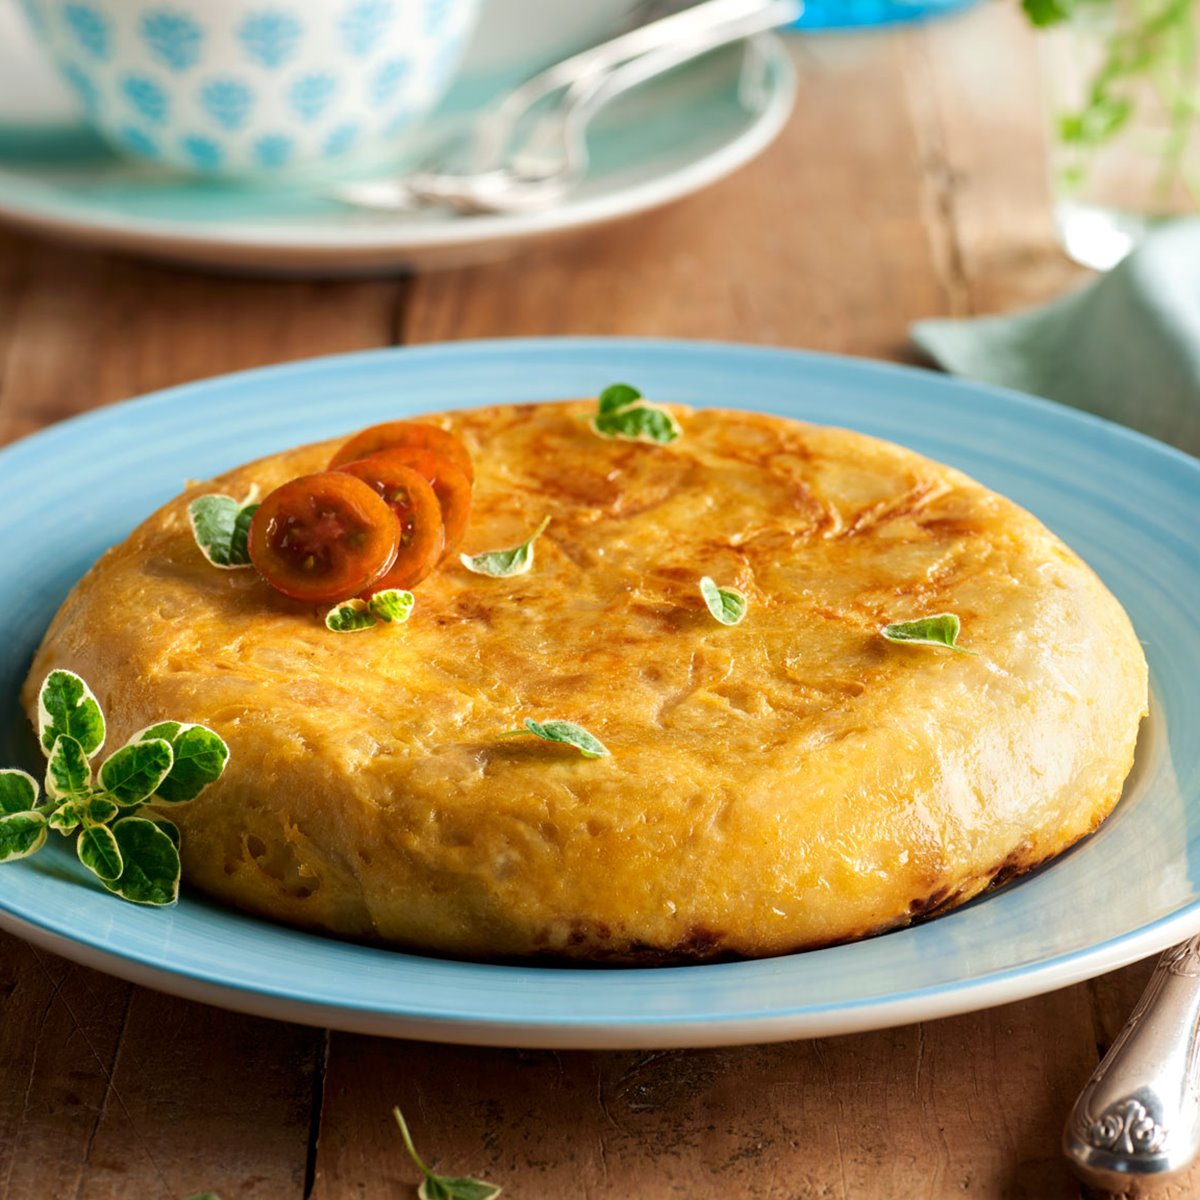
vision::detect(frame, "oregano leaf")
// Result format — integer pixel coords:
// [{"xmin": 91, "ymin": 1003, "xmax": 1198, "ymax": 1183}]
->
[
  {"xmin": 188, "ymin": 490, "xmax": 260, "ymax": 569},
  {"xmin": 325, "ymin": 598, "xmax": 377, "ymax": 633},
  {"xmin": 460, "ymin": 517, "xmax": 550, "ymax": 578},
  {"xmin": 597, "ymin": 382, "xmax": 643, "ymax": 417},
  {"xmin": 38, "ymin": 670, "xmax": 105, "ymax": 757},
  {"xmin": 48, "ymin": 800, "xmax": 83, "ymax": 834},
  {"xmin": 0, "ymin": 812, "xmax": 47, "ymax": 863},
  {"xmin": 102, "ymin": 817, "xmax": 180, "ymax": 906},
  {"xmin": 77, "ymin": 822, "xmax": 123, "ymax": 882},
  {"xmin": 147, "ymin": 815, "xmax": 181, "ymax": 850},
  {"xmin": 98, "ymin": 738, "xmax": 174, "ymax": 806},
  {"xmin": 369, "ymin": 589, "xmax": 415, "ymax": 623},
  {"xmin": 394, "ymin": 1107, "xmax": 501, "ymax": 1200},
  {"xmin": 504, "ymin": 719, "xmax": 610, "ymax": 759},
  {"xmin": 881, "ymin": 613, "xmax": 977, "ymax": 655},
  {"xmin": 45, "ymin": 735, "xmax": 92, "ymax": 799},
  {"xmin": 0, "ymin": 769, "xmax": 38, "ymax": 815},
  {"xmin": 84, "ymin": 794, "xmax": 119, "ymax": 824},
  {"xmin": 133, "ymin": 723, "xmax": 228, "ymax": 804},
  {"xmin": 699, "ymin": 577, "xmax": 747, "ymax": 626}
]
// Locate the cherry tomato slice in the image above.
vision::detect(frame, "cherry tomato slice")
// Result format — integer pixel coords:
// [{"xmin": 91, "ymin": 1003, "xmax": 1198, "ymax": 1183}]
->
[
  {"xmin": 249, "ymin": 473, "xmax": 399, "ymax": 604},
  {"xmin": 336, "ymin": 456, "xmax": 444, "ymax": 592},
  {"xmin": 329, "ymin": 421, "xmax": 474, "ymax": 484},
  {"xmin": 350, "ymin": 448, "xmax": 472, "ymax": 560}
]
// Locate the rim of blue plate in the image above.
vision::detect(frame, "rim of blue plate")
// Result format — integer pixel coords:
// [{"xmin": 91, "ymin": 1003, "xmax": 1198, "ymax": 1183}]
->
[{"xmin": 0, "ymin": 336, "xmax": 1196, "ymax": 1043}]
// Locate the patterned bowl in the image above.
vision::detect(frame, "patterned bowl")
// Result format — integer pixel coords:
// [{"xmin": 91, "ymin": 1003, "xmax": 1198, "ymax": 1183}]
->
[{"xmin": 17, "ymin": 0, "xmax": 481, "ymax": 177}]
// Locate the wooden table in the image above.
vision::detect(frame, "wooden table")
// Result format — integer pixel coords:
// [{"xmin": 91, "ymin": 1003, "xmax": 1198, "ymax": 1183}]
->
[{"xmin": 0, "ymin": 5, "xmax": 1186, "ymax": 1197}]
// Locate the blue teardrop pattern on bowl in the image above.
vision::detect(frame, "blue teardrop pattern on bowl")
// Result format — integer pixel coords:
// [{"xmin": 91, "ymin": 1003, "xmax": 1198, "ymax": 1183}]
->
[
  {"xmin": 423, "ymin": 0, "xmax": 456, "ymax": 36},
  {"xmin": 238, "ymin": 11, "xmax": 303, "ymax": 69},
  {"xmin": 120, "ymin": 74, "xmax": 169, "ymax": 125},
  {"xmin": 338, "ymin": 0, "xmax": 395, "ymax": 57},
  {"xmin": 198, "ymin": 78, "xmax": 254, "ymax": 132},
  {"xmin": 288, "ymin": 72, "xmax": 337, "ymax": 124},
  {"xmin": 62, "ymin": 2, "xmax": 110, "ymax": 59},
  {"xmin": 369, "ymin": 58, "xmax": 411, "ymax": 107},
  {"xmin": 179, "ymin": 133, "xmax": 222, "ymax": 172},
  {"xmin": 253, "ymin": 133, "xmax": 293, "ymax": 169},
  {"xmin": 140, "ymin": 10, "xmax": 204, "ymax": 72},
  {"xmin": 60, "ymin": 61, "xmax": 102, "ymax": 116},
  {"xmin": 17, "ymin": 0, "xmax": 49, "ymax": 35},
  {"xmin": 323, "ymin": 121, "xmax": 360, "ymax": 159},
  {"xmin": 116, "ymin": 124, "xmax": 159, "ymax": 160}
]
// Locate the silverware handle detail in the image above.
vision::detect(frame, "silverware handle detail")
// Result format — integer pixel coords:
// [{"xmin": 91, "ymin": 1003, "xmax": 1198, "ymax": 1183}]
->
[{"xmin": 1063, "ymin": 935, "xmax": 1200, "ymax": 1194}]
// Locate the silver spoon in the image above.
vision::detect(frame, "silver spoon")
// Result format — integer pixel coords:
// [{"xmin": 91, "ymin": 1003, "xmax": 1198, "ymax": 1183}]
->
[
  {"xmin": 1064, "ymin": 935, "xmax": 1200, "ymax": 1193},
  {"xmin": 333, "ymin": 0, "xmax": 801, "ymax": 215}
]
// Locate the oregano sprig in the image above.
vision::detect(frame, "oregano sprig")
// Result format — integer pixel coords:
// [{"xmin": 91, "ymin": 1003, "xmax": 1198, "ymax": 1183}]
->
[
  {"xmin": 459, "ymin": 518, "xmax": 550, "ymax": 579},
  {"xmin": 0, "ymin": 670, "xmax": 229, "ymax": 905},
  {"xmin": 699, "ymin": 576, "xmax": 748, "ymax": 626},
  {"xmin": 393, "ymin": 1107, "xmax": 501, "ymax": 1200}
]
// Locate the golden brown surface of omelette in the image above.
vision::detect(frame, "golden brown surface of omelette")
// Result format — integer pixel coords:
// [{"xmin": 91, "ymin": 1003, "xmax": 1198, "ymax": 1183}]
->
[{"xmin": 22, "ymin": 402, "xmax": 1149, "ymax": 962}]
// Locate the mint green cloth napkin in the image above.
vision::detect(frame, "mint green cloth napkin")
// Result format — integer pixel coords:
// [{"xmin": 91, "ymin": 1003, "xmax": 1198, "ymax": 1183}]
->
[{"xmin": 910, "ymin": 220, "xmax": 1200, "ymax": 457}]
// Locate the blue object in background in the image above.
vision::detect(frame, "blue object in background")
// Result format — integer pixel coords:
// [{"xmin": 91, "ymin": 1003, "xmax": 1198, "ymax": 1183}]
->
[{"xmin": 793, "ymin": 0, "xmax": 976, "ymax": 29}]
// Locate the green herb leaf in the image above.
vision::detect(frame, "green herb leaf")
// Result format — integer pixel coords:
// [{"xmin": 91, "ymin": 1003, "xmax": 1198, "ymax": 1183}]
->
[
  {"xmin": 1021, "ymin": 0, "xmax": 1072, "ymax": 26},
  {"xmin": 45, "ymin": 735, "xmax": 92, "ymax": 799},
  {"xmin": 597, "ymin": 382, "xmax": 643, "ymax": 417},
  {"xmin": 98, "ymin": 738, "xmax": 174, "ymax": 806},
  {"xmin": 881, "ymin": 613, "xmax": 977, "ymax": 654},
  {"xmin": 699, "ymin": 577, "xmax": 748, "ymax": 626},
  {"xmin": 325, "ymin": 598, "xmax": 377, "ymax": 633},
  {"xmin": 38, "ymin": 670, "xmax": 105, "ymax": 757},
  {"xmin": 134, "ymin": 723, "xmax": 228, "ymax": 804},
  {"xmin": 84, "ymin": 794, "xmax": 119, "ymax": 824},
  {"xmin": 102, "ymin": 816, "xmax": 181, "ymax": 906},
  {"xmin": 369, "ymin": 589, "xmax": 415, "ymax": 623},
  {"xmin": 394, "ymin": 1107, "xmax": 501, "ymax": 1200},
  {"xmin": 77, "ymin": 822, "xmax": 123, "ymax": 882},
  {"xmin": 188, "ymin": 491, "xmax": 260, "ymax": 569},
  {"xmin": 591, "ymin": 383, "xmax": 682, "ymax": 444},
  {"xmin": 593, "ymin": 405, "xmax": 682, "ymax": 444},
  {"xmin": 0, "ymin": 769, "xmax": 38, "ymax": 815},
  {"xmin": 0, "ymin": 811, "xmax": 47, "ymax": 863},
  {"xmin": 47, "ymin": 801, "xmax": 83, "ymax": 834},
  {"xmin": 148, "ymin": 815, "xmax": 181, "ymax": 850},
  {"xmin": 460, "ymin": 517, "xmax": 550, "ymax": 578},
  {"xmin": 508, "ymin": 719, "xmax": 610, "ymax": 759}
]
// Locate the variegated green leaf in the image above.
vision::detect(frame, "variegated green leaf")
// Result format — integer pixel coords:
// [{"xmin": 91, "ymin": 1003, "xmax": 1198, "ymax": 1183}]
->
[
  {"xmin": 77, "ymin": 822, "xmax": 123, "ymax": 882},
  {"xmin": 48, "ymin": 800, "xmax": 83, "ymax": 834},
  {"xmin": 148, "ymin": 816, "xmax": 181, "ymax": 850},
  {"xmin": 46, "ymin": 735, "xmax": 91, "ymax": 799},
  {"xmin": 325, "ymin": 598, "xmax": 376, "ymax": 633},
  {"xmin": 84, "ymin": 793, "xmax": 119, "ymax": 824},
  {"xmin": 133, "ymin": 723, "xmax": 228, "ymax": 804},
  {"xmin": 460, "ymin": 518, "xmax": 550, "ymax": 579},
  {"xmin": 188, "ymin": 490, "xmax": 259, "ymax": 569},
  {"xmin": 591, "ymin": 384, "xmax": 681, "ymax": 445},
  {"xmin": 881, "ymin": 613, "xmax": 977, "ymax": 654},
  {"xmin": 369, "ymin": 589, "xmax": 415, "ymax": 623},
  {"xmin": 0, "ymin": 811, "xmax": 47, "ymax": 862},
  {"xmin": 394, "ymin": 1108, "xmax": 502, "ymax": 1200},
  {"xmin": 38, "ymin": 670, "xmax": 105, "ymax": 757},
  {"xmin": 503, "ymin": 719, "xmax": 610, "ymax": 759},
  {"xmin": 699, "ymin": 576, "xmax": 747, "ymax": 626},
  {"xmin": 0, "ymin": 768, "xmax": 38, "ymax": 815},
  {"xmin": 98, "ymin": 738, "xmax": 173, "ymax": 807},
  {"xmin": 102, "ymin": 817, "xmax": 180, "ymax": 906}
]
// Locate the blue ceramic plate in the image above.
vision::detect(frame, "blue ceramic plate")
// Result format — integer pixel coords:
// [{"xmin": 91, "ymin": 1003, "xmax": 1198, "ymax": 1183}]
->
[{"xmin": 0, "ymin": 338, "xmax": 1196, "ymax": 1048}]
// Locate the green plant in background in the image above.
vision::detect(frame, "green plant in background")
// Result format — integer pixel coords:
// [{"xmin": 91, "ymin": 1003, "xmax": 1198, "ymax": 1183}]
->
[{"xmin": 1021, "ymin": 0, "xmax": 1200, "ymax": 205}]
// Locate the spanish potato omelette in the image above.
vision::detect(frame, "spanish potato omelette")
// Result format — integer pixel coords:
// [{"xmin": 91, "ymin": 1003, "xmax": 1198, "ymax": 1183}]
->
[{"xmin": 22, "ymin": 400, "xmax": 1149, "ymax": 962}]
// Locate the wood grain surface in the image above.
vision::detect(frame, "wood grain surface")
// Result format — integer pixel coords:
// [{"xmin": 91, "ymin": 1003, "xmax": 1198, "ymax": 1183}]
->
[{"xmin": 0, "ymin": 5, "xmax": 1186, "ymax": 1198}]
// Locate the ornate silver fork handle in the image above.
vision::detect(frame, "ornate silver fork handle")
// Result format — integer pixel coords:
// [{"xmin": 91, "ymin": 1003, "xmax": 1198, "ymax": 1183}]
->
[{"xmin": 1063, "ymin": 935, "xmax": 1200, "ymax": 1193}]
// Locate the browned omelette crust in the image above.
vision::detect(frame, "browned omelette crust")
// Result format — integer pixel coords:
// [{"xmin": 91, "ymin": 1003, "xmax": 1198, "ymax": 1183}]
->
[{"xmin": 23, "ymin": 403, "xmax": 1148, "ymax": 962}]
